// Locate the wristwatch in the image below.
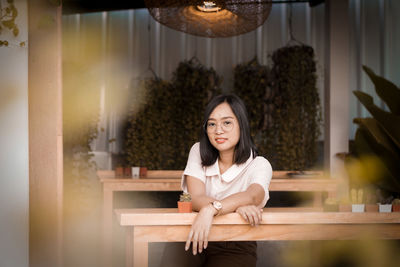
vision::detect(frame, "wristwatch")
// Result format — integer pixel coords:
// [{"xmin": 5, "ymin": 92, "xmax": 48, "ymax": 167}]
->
[{"xmin": 211, "ymin": 200, "xmax": 223, "ymax": 215}]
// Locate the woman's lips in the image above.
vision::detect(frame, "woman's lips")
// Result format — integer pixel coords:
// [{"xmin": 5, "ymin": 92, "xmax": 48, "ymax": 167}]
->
[{"xmin": 215, "ymin": 138, "xmax": 227, "ymax": 144}]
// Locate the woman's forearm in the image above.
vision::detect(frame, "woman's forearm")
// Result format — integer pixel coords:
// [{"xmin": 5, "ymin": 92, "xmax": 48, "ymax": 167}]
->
[
  {"xmin": 191, "ymin": 184, "xmax": 264, "ymax": 215},
  {"xmin": 191, "ymin": 195, "xmax": 216, "ymax": 212},
  {"xmin": 218, "ymin": 184, "xmax": 265, "ymax": 215}
]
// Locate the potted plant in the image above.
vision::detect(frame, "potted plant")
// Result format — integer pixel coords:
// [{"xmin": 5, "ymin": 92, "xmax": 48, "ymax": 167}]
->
[
  {"xmin": 178, "ymin": 192, "xmax": 192, "ymax": 213},
  {"xmin": 124, "ymin": 166, "xmax": 132, "ymax": 177},
  {"xmin": 392, "ymin": 198, "xmax": 400, "ymax": 212},
  {"xmin": 377, "ymin": 190, "xmax": 393, "ymax": 213},
  {"xmin": 139, "ymin": 167, "xmax": 148, "ymax": 177},
  {"xmin": 339, "ymin": 196, "xmax": 351, "ymax": 212},
  {"xmin": 115, "ymin": 165, "xmax": 124, "ymax": 178},
  {"xmin": 348, "ymin": 66, "xmax": 400, "ymax": 210},
  {"xmin": 351, "ymin": 188, "xmax": 365, "ymax": 213},
  {"xmin": 365, "ymin": 189, "xmax": 378, "ymax": 212},
  {"xmin": 323, "ymin": 197, "xmax": 338, "ymax": 212}
]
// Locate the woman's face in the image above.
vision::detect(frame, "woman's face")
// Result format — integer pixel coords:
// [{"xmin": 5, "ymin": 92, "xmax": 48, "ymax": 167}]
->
[{"xmin": 206, "ymin": 102, "xmax": 240, "ymax": 154}]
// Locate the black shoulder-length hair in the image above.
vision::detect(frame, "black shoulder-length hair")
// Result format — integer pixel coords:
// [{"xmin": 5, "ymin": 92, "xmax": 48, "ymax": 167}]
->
[{"xmin": 200, "ymin": 94, "xmax": 257, "ymax": 166}]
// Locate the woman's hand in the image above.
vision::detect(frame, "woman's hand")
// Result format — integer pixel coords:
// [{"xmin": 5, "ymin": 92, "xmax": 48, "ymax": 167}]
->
[
  {"xmin": 236, "ymin": 205, "xmax": 263, "ymax": 226},
  {"xmin": 185, "ymin": 204, "xmax": 216, "ymax": 255}
]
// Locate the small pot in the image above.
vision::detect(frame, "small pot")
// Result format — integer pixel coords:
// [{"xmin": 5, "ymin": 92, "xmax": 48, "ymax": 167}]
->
[
  {"xmin": 124, "ymin": 167, "xmax": 132, "ymax": 177},
  {"xmin": 140, "ymin": 167, "xmax": 148, "ymax": 177},
  {"xmin": 392, "ymin": 204, "xmax": 400, "ymax": 212},
  {"xmin": 379, "ymin": 204, "xmax": 392, "ymax": 213},
  {"xmin": 365, "ymin": 204, "xmax": 379, "ymax": 212},
  {"xmin": 352, "ymin": 204, "xmax": 365, "ymax": 213},
  {"xmin": 323, "ymin": 203, "xmax": 338, "ymax": 212},
  {"xmin": 178, "ymin": 201, "xmax": 192, "ymax": 213},
  {"xmin": 339, "ymin": 204, "xmax": 351, "ymax": 212},
  {"xmin": 131, "ymin": 167, "xmax": 140, "ymax": 178},
  {"xmin": 115, "ymin": 167, "xmax": 124, "ymax": 177}
]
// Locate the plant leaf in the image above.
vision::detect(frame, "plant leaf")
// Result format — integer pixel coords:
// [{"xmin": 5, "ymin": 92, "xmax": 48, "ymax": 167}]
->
[
  {"xmin": 353, "ymin": 118, "xmax": 398, "ymax": 156},
  {"xmin": 353, "ymin": 90, "xmax": 400, "ymax": 149},
  {"xmin": 354, "ymin": 128, "xmax": 400, "ymax": 193},
  {"xmin": 2, "ymin": 19, "xmax": 15, "ymax": 30},
  {"xmin": 363, "ymin": 65, "xmax": 400, "ymax": 115}
]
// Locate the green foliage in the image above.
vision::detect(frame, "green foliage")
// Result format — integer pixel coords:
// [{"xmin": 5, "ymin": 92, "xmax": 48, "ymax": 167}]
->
[
  {"xmin": 0, "ymin": 0, "xmax": 23, "ymax": 47},
  {"xmin": 233, "ymin": 58, "xmax": 275, "ymax": 159},
  {"xmin": 179, "ymin": 192, "xmax": 192, "ymax": 202},
  {"xmin": 234, "ymin": 46, "xmax": 322, "ymax": 170},
  {"xmin": 124, "ymin": 58, "xmax": 222, "ymax": 169},
  {"xmin": 350, "ymin": 66, "xmax": 400, "ymax": 196}
]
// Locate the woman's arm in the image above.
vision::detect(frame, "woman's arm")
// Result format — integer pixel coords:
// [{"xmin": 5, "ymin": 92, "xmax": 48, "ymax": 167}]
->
[
  {"xmin": 187, "ymin": 176, "xmax": 265, "ymax": 212},
  {"xmin": 185, "ymin": 176, "xmax": 265, "ymax": 255},
  {"xmin": 186, "ymin": 176, "xmax": 215, "ymax": 211}
]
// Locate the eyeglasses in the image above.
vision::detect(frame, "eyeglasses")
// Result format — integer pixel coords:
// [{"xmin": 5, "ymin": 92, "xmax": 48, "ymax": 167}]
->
[{"xmin": 205, "ymin": 120, "xmax": 235, "ymax": 133}]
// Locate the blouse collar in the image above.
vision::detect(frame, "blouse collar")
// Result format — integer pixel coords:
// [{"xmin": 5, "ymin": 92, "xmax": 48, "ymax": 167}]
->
[{"xmin": 205, "ymin": 152, "xmax": 254, "ymax": 183}]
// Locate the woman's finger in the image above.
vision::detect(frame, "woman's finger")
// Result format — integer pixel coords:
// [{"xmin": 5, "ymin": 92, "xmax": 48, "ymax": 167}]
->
[
  {"xmin": 239, "ymin": 209, "xmax": 249, "ymax": 222},
  {"xmin": 247, "ymin": 211, "xmax": 255, "ymax": 226},
  {"xmin": 204, "ymin": 227, "xmax": 210, "ymax": 250},
  {"xmin": 192, "ymin": 232, "xmax": 199, "ymax": 255},
  {"xmin": 185, "ymin": 230, "xmax": 193, "ymax": 251},
  {"xmin": 198, "ymin": 231, "xmax": 204, "ymax": 254}
]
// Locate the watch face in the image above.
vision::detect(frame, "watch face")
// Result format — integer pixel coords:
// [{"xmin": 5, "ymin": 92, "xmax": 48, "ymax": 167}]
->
[{"xmin": 213, "ymin": 201, "xmax": 222, "ymax": 210}]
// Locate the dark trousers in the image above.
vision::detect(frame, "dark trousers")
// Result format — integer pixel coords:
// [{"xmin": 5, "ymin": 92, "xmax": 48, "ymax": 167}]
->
[{"xmin": 159, "ymin": 241, "xmax": 257, "ymax": 267}]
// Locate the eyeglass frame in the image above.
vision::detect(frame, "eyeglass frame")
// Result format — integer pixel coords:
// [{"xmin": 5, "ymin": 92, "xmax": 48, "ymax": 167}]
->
[{"xmin": 203, "ymin": 118, "xmax": 236, "ymax": 134}]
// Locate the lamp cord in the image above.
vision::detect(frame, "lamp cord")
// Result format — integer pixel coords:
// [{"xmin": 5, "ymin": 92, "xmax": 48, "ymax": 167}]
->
[{"xmin": 146, "ymin": 15, "xmax": 158, "ymax": 79}]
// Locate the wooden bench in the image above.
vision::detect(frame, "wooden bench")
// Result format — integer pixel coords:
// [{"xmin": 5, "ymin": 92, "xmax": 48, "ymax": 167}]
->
[
  {"xmin": 98, "ymin": 170, "xmax": 342, "ymax": 267},
  {"xmin": 116, "ymin": 208, "xmax": 400, "ymax": 267}
]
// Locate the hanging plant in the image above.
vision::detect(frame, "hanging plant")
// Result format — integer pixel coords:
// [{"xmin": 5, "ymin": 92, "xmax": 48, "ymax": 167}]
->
[
  {"xmin": 271, "ymin": 45, "xmax": 322, "ymax": 170},
  {"xmin": 124, "ymin": 58, "xmax": 222, "ymax": 169},
  {"xmin": 233, "ymin": 58, "xmax": 276, "ymax": 160}
]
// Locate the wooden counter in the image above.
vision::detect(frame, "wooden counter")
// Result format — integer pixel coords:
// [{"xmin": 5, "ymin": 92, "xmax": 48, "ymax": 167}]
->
[
  {"xmin": 99, "ymin": 170, "xmax": 341, "ymax": 266},
  {"xmin": 116, "ymin": 208, "xmax": 400, "ymax": 267}
]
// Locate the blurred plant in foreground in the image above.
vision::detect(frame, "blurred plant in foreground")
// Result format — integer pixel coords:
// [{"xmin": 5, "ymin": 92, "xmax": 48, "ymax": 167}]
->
[{"xmin": 281, "ymin": 239, "xmax": 400, "ymax": 267}]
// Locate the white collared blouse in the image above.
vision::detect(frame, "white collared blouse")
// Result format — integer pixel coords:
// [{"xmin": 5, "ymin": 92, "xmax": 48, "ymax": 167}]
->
[{"xmin": 181, "ymin": 142, "xmax": 273, "ymax": 207}]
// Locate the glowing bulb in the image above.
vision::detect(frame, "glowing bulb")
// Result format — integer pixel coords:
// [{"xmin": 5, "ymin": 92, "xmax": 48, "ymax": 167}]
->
[{"xmin": 196, "ymin": 1, "xmax": 222, "ymax": 12}]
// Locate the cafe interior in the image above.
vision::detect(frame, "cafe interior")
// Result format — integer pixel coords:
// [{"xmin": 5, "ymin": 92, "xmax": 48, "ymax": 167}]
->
[{"xmin": 1, "ymin": 0, "xmax": 400, "ymax": 266}]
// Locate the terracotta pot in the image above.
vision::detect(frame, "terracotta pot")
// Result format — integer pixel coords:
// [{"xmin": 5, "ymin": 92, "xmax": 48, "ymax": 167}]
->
[
  {"xmin": 178, "ymin": 201, "xmax": 192, "ymax": 213},
  {"xmin": 365, "ymin": 204, "xmax": 379, "ymax": 212},
  {"xmin": 323, "ymin": 204, "xmax": 338, "ymax": 212},
  {"xmin": 140, "ymin": 167, "xmax": 148, "ymax": 177},
  {"xmin": 124, "ymin": 167, "xmax": 132, "ymax": 177},
  {"xmin": 115, "ymin": 167, "xmax": 124, "ymax": 177},
  {"xmin": 393, "ymin": 205, "xmax": 400, "ymax": 212},
  {"xmin": 339, "ymin": 204, "xmax": 351, "ymax": 212}
]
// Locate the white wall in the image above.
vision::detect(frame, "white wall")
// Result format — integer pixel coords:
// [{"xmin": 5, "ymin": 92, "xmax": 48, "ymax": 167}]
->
[{"xmin": 0, "ymin": 0, "xmax": 29, "ymax": 266}]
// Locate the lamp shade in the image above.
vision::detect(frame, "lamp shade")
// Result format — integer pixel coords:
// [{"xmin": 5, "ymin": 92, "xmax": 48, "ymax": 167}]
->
[{"xmin": 144, "ymin": 0, "xmax": 272, "ymax": 38}]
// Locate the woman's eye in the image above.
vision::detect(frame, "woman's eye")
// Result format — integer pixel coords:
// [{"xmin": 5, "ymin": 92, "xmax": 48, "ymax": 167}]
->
[
  {"xmin": 208, "ymin": 122, "xmax": 216, "ymax": 127},
  {"xmin": 223, "ymin": 121, "xmax": 232, "ymax": 126}
]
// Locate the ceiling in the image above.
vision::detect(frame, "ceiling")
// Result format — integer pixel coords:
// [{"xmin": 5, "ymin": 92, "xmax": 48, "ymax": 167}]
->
[{"xmin": 62, "ymin": 0, "xmax": 324, "ymax": 15}]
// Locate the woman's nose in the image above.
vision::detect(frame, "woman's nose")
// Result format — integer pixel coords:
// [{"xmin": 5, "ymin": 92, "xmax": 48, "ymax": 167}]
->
[{"xmin": 215, "ymin": 123, "xmax": 224, "ymax": 133}]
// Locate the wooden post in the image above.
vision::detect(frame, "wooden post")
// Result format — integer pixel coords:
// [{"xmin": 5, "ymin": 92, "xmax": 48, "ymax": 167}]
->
[
  {"xmin": 324, "ymin": 0, "xmax": 350, "ymax": 178},
  {"xmin": 28, "ymin": 1, "xmax": 63, "ymax": 266}
]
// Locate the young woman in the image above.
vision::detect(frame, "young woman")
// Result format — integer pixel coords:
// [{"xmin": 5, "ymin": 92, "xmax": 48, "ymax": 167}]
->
[{"xmin": 181, "ymin": 94, "xmax": 273, "ymax": 266}]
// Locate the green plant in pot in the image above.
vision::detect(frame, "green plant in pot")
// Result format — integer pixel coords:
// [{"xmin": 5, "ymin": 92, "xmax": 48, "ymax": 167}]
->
[
  {"xmin": 347, "ymin": 65, "xmax": 400, "ymax": 203},
  {"xmin": 178, "ymin": 192, "xmax": 192, "ymax": 213}
]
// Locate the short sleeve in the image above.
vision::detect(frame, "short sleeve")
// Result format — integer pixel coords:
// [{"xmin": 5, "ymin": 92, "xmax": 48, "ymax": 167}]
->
[
  {"xmin": 181, "ymin": 142, "xmax": 206, "ymax": 192},
  {"xmin": 248, "ymin": 157, "xmax": 273, "ymax": 207}
]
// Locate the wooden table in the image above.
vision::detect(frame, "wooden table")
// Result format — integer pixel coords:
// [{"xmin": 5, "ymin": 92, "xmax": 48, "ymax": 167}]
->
[
  {"xmin": 99, "ymin": 170, "xmax": 340, "ymax": 266},
  {"xmin": 116, "ymin": 208, "xmax": 400, "ymax": 267}
]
